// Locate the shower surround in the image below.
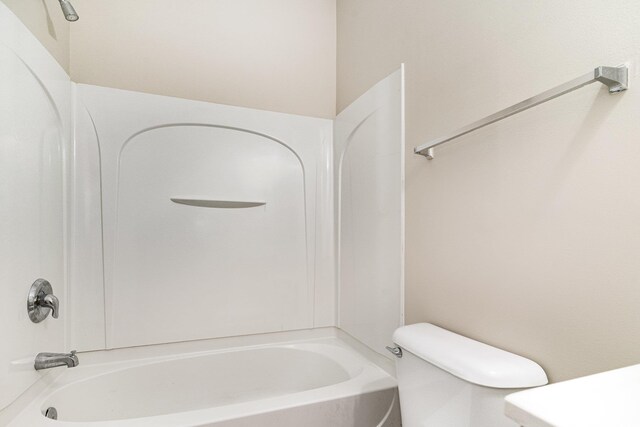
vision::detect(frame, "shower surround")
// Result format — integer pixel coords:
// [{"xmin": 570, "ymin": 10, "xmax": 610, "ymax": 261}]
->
[
  {"xmin": 69, "ymin": 84, "xmax": 335, "ymax": 351},
  {"xmin": 0, "ymin": 2, "xmax": 404, "ymax": 425}
]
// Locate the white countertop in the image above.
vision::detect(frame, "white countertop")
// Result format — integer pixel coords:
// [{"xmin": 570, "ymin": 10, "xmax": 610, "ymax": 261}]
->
[{"xmin": 505, "ymin": 363, "xmax": 640, "ymax": 427}]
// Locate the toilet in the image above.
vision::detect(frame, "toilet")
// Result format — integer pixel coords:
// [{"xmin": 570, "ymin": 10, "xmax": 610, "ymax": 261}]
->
[{"xmin": 391, "ymin": 323, "xmax": 548, "ymax": 427}]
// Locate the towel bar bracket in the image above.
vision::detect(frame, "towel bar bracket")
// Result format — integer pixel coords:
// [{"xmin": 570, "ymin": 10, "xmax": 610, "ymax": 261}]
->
[{"xmin": 595, "ymin": 65, "xmax": 628, "ymax": 93}]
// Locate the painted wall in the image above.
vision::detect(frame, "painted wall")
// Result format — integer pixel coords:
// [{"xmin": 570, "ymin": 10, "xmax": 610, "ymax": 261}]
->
[
  {"xmin": 335, "ymin": 67, "xmax": 405, "ymax": 358},
  {"xmin": 0, "ymin": 2, "xmax": 70, "ymax": 409},
  {"xmin": 2, "ymin": 0, "xmax": 336, "ymax": 118},
  {"xmin": 0, "ymin": 0, "xmax": 70, "ymax": 71},
  {"xmin": 71, "ymin": 85, "xmax": 335, "ymax": 351},
  {"xmin": 337, "ymin": 0, "xmax": 640, "ymax": 382},
  {"xmin": 69, "ymin": 0, "xmax": 336, "ymax": 118}
]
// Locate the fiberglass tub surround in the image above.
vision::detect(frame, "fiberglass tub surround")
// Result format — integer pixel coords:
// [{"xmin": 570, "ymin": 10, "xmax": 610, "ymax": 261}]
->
[
  {"xmin": 0, "ymin": 1, "xmax": 71, "ymax": 411},
  {"xmin": 6, "ymin": 330, "xmax": 399, "ymax": 427},
  {"xmin": 71, "ymin": 84, "xmax": 336, "ymax": 351},
  {"xmin": 68, "ymin": 66, "xmax": 404, "ymax": 356},
  {"xmin": 0, "ymin": 2, "xmax": 404, "ymax": 426},
  {"xmin": 334, "ymin": 66, "xmax": 405, "ymax": 355}
]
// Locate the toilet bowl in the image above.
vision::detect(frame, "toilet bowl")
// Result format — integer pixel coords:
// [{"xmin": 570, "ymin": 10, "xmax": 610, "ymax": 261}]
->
[{"xmin": 392, "ymin": 323, "xmax": 548, "ymax": 427}]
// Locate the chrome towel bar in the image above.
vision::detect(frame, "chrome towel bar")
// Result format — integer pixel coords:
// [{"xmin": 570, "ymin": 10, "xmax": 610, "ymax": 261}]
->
[{"xmin": 414, "ymin": 65, "xmax": 629, "ymax": 159}]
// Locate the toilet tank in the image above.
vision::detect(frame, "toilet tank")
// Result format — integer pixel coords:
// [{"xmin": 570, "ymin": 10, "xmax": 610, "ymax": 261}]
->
[{"xmin": 392, "ymin": 324, "xmax": 548, "ymax": 427}]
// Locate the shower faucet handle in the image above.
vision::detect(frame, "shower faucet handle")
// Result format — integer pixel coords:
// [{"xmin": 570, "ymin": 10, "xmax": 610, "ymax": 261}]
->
[
  {"xmin": 27, "ymin": 279, "xmax": 60, "ymax": 323},
  {"xmin": 41, "ymin": 293, "xmax": 59, "ymax": 319}
]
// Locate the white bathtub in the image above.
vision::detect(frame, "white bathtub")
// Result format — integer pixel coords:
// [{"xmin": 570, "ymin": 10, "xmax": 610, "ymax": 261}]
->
[{"xmin": 1, "ymin": 329, "xmax": 400, "ymax": 426}]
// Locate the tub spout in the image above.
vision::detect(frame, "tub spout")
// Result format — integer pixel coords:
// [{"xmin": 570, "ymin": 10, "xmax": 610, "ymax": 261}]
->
[{"xmin": 34, "ymin": 351, "xmax": 79, "ymax": 370}]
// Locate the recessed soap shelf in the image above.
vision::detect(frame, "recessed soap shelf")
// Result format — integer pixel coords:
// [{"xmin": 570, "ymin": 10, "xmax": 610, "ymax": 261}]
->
[{"xmin": 170, "ymin": 198, "xmax": 266, "ymax": 209}]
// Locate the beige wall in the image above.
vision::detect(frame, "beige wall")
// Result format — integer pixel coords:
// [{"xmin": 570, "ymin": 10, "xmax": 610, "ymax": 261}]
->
[
  {"xmin": 69, "ymin": 0, "xmax": 336, "ymax": 118},
  {"xmin": 1, "ymin": 0, "xmax": 70, "ymax": 71},
  {"xmin": 4, "ymin": 0, "xmax": 336, "ymax": 117},
  {"xmin": 338, "ymin": 0, "xmax": 640, "ymax": 382}
]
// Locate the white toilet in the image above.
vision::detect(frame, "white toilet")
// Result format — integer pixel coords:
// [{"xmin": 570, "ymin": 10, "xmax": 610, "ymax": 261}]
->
[{"xmin": 391, "ymin": 323, "xmax": 548, "ymax": 427}]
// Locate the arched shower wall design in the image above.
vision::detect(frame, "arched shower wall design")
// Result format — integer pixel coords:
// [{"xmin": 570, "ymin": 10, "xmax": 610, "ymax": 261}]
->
[{"xmin": 71, "ymin": 85, "xmax": 335, "ymax": 350}]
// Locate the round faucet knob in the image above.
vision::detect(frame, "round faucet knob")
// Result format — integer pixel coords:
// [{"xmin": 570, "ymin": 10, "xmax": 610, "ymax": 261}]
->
[{"xmin": 27, "ymin": 279, "xmax": 60, "ymax": 323}]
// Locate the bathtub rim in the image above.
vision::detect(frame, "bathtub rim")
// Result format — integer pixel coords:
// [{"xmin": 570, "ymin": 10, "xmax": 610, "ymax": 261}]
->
[{"xmin": 0, "ymin": 327, "xmax": 396, "ymax": 426}]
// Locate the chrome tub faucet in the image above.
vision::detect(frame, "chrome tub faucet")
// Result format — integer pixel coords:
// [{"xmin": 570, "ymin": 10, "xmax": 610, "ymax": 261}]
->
[{"xmin": 34, "ymin": 351, "xmax": 79, "ymax": 370}]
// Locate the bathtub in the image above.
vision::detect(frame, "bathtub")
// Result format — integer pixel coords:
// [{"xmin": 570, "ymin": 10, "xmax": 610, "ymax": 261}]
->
[{"xmin": 1, "ymin": 328, "xmax": 400, "ymax": 426}]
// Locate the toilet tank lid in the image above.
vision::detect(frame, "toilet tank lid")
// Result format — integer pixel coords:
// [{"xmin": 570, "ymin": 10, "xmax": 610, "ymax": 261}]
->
[{"xmin": 393, "ymin": 323, "xmax": 548, "ymax": 389}]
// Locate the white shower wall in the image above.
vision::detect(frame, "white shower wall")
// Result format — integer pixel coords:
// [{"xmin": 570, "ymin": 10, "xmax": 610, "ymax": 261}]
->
[
  {"xmin": 335, "ymin": 67, "xmax": 405, "ymax": 358},
  {"xmin": 68, "ymin": 77, "xmax": 406, "ymax": 354},
  {"xmin": 0, "ymin": 2, "xmax": 71, "ymax": 409},
  {"xmin": 1, "ymin": 2, "xmax": 404, "ymax": 413},
  {"xmin": 70, "ymin": 86, "xmax": 335, "ymax": 350}
]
